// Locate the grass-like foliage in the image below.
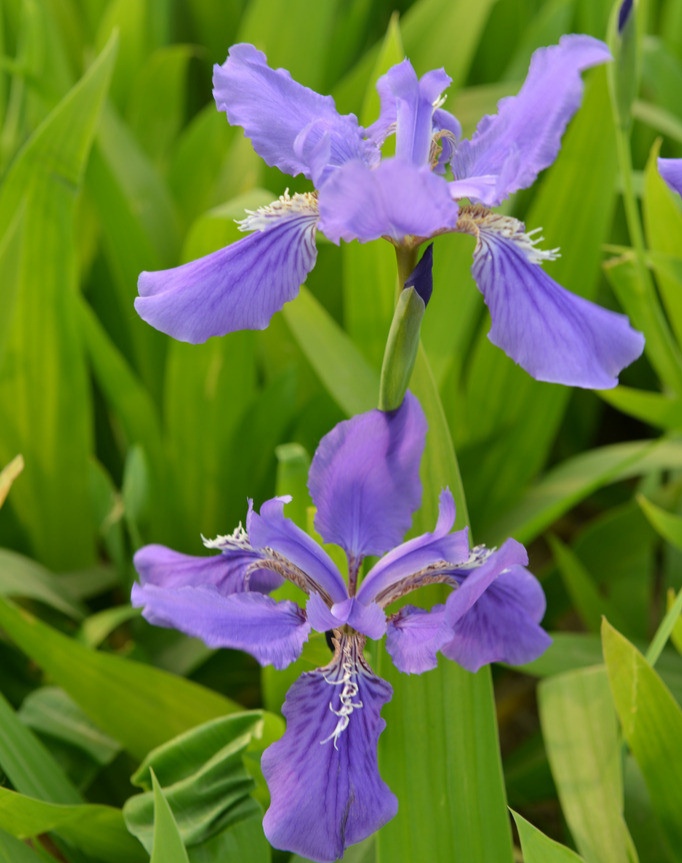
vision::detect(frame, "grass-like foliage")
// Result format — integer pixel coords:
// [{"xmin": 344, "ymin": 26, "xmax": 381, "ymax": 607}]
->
[{"xmin": 1, "ymin": 0, "xmax": 682, "ymax": 861}]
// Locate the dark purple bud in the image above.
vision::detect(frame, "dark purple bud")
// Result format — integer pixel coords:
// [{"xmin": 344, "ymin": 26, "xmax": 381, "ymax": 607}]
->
[
  {"xmin": 618, "ymin": 0, "xmax": 633, "ymax": 33},
  {"xmin": 404, "ymin": 243, "xmax": 433, "ymax": 306}
]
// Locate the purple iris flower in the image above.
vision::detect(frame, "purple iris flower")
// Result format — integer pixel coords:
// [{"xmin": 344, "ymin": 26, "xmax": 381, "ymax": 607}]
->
[
  {"xmin": 136, "ymin": 36, "xmax": 644, "ymax": 389},
  {"xmin": 659, "ymin": 158, "xmax": 682, "ymax": 198},
  {"xmin": 131, "ymin": 393, "xmax": 550, "ymax": 861}
]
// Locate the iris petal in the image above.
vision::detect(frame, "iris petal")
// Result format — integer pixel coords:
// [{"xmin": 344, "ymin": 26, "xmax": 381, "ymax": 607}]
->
[
  {"xmin": 133, "ymin": 543, "xmax": 281, "ymax": 595},
  {"xmin": 248, "ymin": 498, "xmax": 348, "ymax": 603},
  {"xmin": 308, "ymin": 392, "xmax": 426, "ymax": 559},
  {"xmin": 213, "ymin": 43, "xmax": 372, "ymax": 181},
  {"xmin": 131, "ymin": 585, "xmax": 310, "ymax": 669},
  {"xmin": 659, "ymin": 158, "xmax": 682, "ymax": 197},
  {"xmin": 317, "ymin": 158, "xmax": 459, "ymax": 244},
  {"xmin": 262, "ymin": 635, "xmax": 397, "ymax": 862},
  {"xmin": 136, "ymin": 199, "xmax": 318, "ymax": 342},
  {"xmin": 358, "ymin": 489, "xmax": 469, "ymax": 605},
  {"xmin": 385, "ymin": 604, "xmax": 448, "ymax": 674},
  {"xmin": 442, "ymin": 566, "xmax": 551, "ymax": 672},
  {"xmin": 452, "ymin": 35, "xmax": 611, "ymax": 205},
  {"xmin": 471, "ymin": 223, "xmax": 644, "ymax": 387}
]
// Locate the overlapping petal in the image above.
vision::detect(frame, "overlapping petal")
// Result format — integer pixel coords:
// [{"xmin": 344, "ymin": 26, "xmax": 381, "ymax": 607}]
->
[
  {"xmin": 247, "ymin": 497, "xmax": 348, "ymax": 603},
  {"xmin": 136, "ymin": 202, "xmax": 318, "ymax": 342},
  {"xmin": 374, "ymin": 60, "xmax": 451, "ymax": 166},
  {"xmin": 317, "ymin": 158, "xmax": 459, "ymax": 244},
  {"xmin": 442, "ymin": 566, "xmax": 551, "ymax": 672},
  {"xmin": 385, "ymin": 604, "xmax": 447, "ymax": 674},
  {"xmin": 262, "ymin": 636, "xmax": 397, "ymax": 861},
  {"xmin": 659, "ymin": 158, "xmax": 682, "ymax": 197},
  {"xmin": 133, "ymin": 544, "xmax": 282, "ymax": 595},
  {"xmin": 308, "ymin": 392, "xmax": 426, "ymax": 559},
  {"xmin": 452, "ymin": 35, "xmax": 611, "ymax": 205},
  {"xmin": 357, "ymin": 489, "xmax": 469, "ymax": 605},
  {"xmin": 306, "ymin": 593, "xmax": 387, "ymax": 640},
  {"xmin": 471, "ymin": 224, "xmax": 645, "ymax": 387},
  {"xmin": 131, "ymin": 586, "xmax": 310, "ymax": 669},
  {"xmin": 213, "ymin": 43, "xmax": 373, "ymax": 182}
]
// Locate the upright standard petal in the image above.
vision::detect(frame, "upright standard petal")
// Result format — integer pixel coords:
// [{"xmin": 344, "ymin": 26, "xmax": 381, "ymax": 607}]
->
[
  {"xmin": 442, "ymin": 566, "xmax": 551, "ymax": 672},
  {"xmin": 133, "ymin": 542, "xmax": 281, "ymax": 595},
  {"xmin": 375, "ymin": 60, "xmax": 451, "ymax": 167},
  {"xmin": 131, "ymin": 586, "xmax": 310, "ymax": 669},
  {"xmin": 308, "ymin": 392, "xmax": 426, "ymax": 559},
  {"xmin": 452, "ymin": 35, "xmax": 611, "ymax": 205},
  {"xmin": 357, "ymin": 489, "xmax": 469, "ymax": 605},
  {"xmin": 213, "ymin": 43, "xmax": 374, "ymax": 181},
  {"xmin": 317, "ymin": 158, "xmax": 459, "ymax": 244},
  {"xmin": 659, "ymin": 158, "xmax": 682, "ymax": 197},
  {"xmin": 470, "ymin": 215, "xmax": 644, "ymax": 387},
  {"xmin": 135, "ymin": 194, "xmax": 318, "ymax": 342},
  {"xmin": 262, "ymin": 635, "xmax": 397, "ymax": 862}
]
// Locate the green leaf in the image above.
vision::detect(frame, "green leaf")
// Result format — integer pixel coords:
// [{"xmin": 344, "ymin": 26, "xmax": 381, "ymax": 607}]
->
[
  {"xmin": 512, "ymin": 810, "xmax": 585, "ymax": 863},
  {"xmin": 0, "ymin": 550, "xmax": 84, "ymax": 619},
  {"xmin": 0, "ymin": 691, "xmax": 82, "ymax": 804},
  {"xmin": 18, "ymin": 687, "xmax": 120, "ymax": 767},
  {"xmin": 0, "ymin": 787, "xmax": 145, "ymax": 863},
  {"xmin": 149, "ymin": 771, "xmax": 190, "ymax": 863},
  {"xmin": 0, "ymin": 828, "xmax": 46, "ymax": 863},
  {"xmin": 0, "ymin": 35, "xmax": 117, "ymax": 569},
  {"xmin": 638, "ymin": 493, "xmax": 682, "ymax": 551},
  {"xmin": 0, "ymin": 596, "xmax": 242, "ymax": 761},
  {"xmin": 599, "ymin": 385, "xmax": 682, "ymax": 431},
  {"xmin": 602, "ymin": 619, "xmax": 682, "ymax": 854},
  {"xmin": 125, "ymin": 713, "xmax": 263, "ymax": 853},
  {"xmin": 538, "ymin": 666, "xmax": 636, "ymax": 863},
  {"xmin": 282, "ymin": 287, "xmax": 379, "ymax": 416},
  {"xmin": 489, "ymin": 438, "xmax": 682, "ymax": 545},
  {"xmin": 548, "ymin": 535, "xmax": 630, "ymax": 635}
]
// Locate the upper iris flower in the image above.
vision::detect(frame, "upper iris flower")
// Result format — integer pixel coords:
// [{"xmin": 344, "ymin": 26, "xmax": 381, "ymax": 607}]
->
[
  {"xmin": 131, "ymin": 393, "xmax": 550, "ymax": 862},
  {"xmin": 659, "ymin": 158, "xmax": 682, "ymax": 198},
  {"xmin": 136, "ymin": 36, "xmax": 644, "ymax": 389}
]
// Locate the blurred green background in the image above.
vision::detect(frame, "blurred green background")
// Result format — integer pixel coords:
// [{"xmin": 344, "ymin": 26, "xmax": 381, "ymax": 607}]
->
[{"xmin": 2, "ymin": 0, "xmax": 682, "ymax": 861}]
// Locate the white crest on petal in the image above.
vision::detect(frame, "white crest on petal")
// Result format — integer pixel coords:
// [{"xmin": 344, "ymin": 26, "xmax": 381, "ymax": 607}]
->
[
  {"xmin": 456, "ymin": 204, "xmax": 561, "ymax": 265},
  {"xmin": 320, "ymin": 636, "xmax": 365, "ymax": 749},
  {"xmin": 203, "ymin": 523, "xmax": 252, "ymax": 551},
  {"xmin": 238, "ymin": 190, "xmax": 319, "ymax": 233}
]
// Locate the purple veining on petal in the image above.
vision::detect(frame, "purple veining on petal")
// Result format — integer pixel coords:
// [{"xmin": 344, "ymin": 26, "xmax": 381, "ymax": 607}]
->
[
  {"xmin": 131, "ymin": 585, "xmax": 310, "ymax": 669},
  {"xmin": 385, "ymin": 604, "xmax": 448, "ymax": 674},
  {"xmin": 444, "ymin": 538, "xmax": 529, "ymax": 625},
  {"xmin": 247, "ymin": 497, "xmax": 348, "ymax": 603},
  {"xmin": 262, "ymin": 635, "xmax": 397, "ymax": 862},
  {"xmin": 213, "ymin": 43, "xmax": 375, "ymax": 181},
  {"xmin": 658, "ymin": 158, "xmax": 682, "ymax": 198},
  {"xmin": 375, "ymin": 60, "xmax": 451, "ymax": 167},
  {"xmin": 441, "ymin": 566, "xmax": 551, "ymax": 672},
  {"xmin": 358, "ymin": 489, "xmax": 469, "ymax": 605},
  {"xmin": 471, "ymin": 220, "xmax": 644, "ymax": 387},
  {"xmin": 317, "ymin": 157, "xmax": 459, "ymax": 244},
  {"xmin": 136, "ymin": 199, "xmax": 318, "ymax": 342},
  {"xmin": 452, "ymin": 35, "xmax": 611, "ymax": 205},
  {"xmin": 133, "ymin": 543, "xmax": 282, "ymax": 595},
  {"xmin": 309, "ymin": 392, "xmax": 426, "ymax": 559}
]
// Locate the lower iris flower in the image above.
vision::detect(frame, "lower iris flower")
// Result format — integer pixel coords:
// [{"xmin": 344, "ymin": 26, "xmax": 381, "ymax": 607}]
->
[
  {"xmin": 131, "ymin": 394, "xmax": 550, "ymax": 861},
  {"xmin": 135, "ymin": 37, "xmax": 644, "ymax": 389}
]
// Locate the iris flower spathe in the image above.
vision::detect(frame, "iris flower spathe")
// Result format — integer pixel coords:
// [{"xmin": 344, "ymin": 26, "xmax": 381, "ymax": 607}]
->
[
  {"xmin": 131, "ymin": 393, "xmax": 550, "ymax": 861},
  {"xmin": 136, "ymin": 36, "xmax": 644, "ymax": 389}
]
